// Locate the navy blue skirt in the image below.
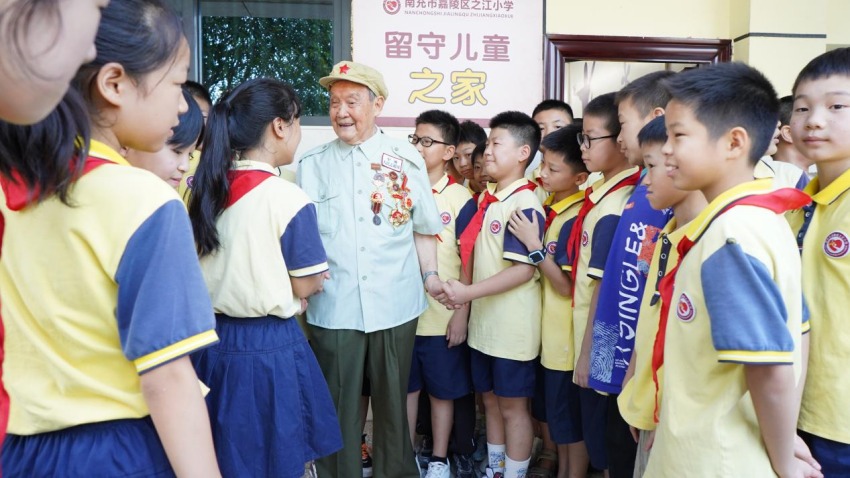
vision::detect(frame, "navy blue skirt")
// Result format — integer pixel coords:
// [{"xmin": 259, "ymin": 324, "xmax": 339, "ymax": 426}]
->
[
  {"xmin": 192, "ymin": 315, "xmax": 342, "ymax": 478},
  {"xmin": 1, "ymin": 417, "xmax": 174, "ymax": 477}
]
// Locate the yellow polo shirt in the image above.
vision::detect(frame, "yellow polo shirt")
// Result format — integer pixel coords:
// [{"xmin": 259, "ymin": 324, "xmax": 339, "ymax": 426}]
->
[
  {"xmin": 418, "ymin": 174, "xmax": 472, "ymax": 336},
  {"xmin": 467, "ymin": 179, "xmax": 544, "ymax": 361},
  {"xmin": 788, "ymin": 169, "xmax": 850, "ymax": 445},
  {"xmin": 646, "ymin": 180, "xmax": 804, "ymax": 477},
  {"xmin": 567, "ymin": 167, "xmax": 639, "ymax": 370},
  {"xmin": 540, "ymin": 191, "xmax": 584, "ymax": 371}
]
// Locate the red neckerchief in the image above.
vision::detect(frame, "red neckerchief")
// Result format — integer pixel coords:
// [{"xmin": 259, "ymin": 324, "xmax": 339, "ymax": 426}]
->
[
  {"xmin": 1, "ymin": 157, "xmax": 110, "ymax": 211},
  {"xmin": 650, "ymin": 187, "xmax": 811, "ymax": 423},
  {"xmin": 225, "ymin": 169, "xmax": 274, "ymax": 208},
  {"xmin": 458, "ymin": 180, "xmax": 536, "ymax": 275},
  {"xmin": 566, "ymin": 170, "xmax": 641, "ymax": 297},
  {"xmin": 543, "ymin": 205, "xmax": 558, "ymax": 231}
]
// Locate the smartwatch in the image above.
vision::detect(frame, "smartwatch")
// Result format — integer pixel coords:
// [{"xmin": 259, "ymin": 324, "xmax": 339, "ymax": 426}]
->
[{"xmin": 528, "ymin": 248, "xmax": 546, "ymax": 265}]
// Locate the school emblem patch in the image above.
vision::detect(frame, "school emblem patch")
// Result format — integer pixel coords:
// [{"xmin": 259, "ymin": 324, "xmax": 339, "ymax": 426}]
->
[
  {"xmin": 581, "ymin": 230, "xmax": 589, "ymax": 247},
  {"xmin": 440, "ymin": 212, "xmax": 452, "ymax": 225},
  {"xmin": 546, "ymin": 241, "xmax": 557, "ymax": 255},
  {"xmin": 676, "ymin": 293, "xmax": 695, "ymax": 322},
  {"xmin": 823, "ymin": 231, "xmax": 849, "ymax": 258},
  {"xmin": 489, "ymin": 220, "xmax": 502, "ymax": 235}
]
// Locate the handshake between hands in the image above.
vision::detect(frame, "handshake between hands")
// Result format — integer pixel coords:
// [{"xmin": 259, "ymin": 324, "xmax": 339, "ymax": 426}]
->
[{"xmin": 425, "ymin": 276, "xmax": 469, "ymax": 310}]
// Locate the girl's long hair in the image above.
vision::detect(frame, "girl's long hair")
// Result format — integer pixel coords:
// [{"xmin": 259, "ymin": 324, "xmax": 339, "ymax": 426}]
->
[{"xmin": 188, "ymin": 78, "xmax": 301, "ymax": 257}]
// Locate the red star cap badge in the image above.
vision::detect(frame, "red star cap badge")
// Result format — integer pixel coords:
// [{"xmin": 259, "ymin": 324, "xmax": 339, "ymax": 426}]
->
[{"xmin": 339, "ymin": 64, "xmax": 350, "ymax": 74}]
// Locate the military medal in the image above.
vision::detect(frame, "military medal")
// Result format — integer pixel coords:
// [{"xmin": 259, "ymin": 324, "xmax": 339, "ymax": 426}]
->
[{"xmin": 368, "ymin": 162, "xmax": 414, "ymax": 228}]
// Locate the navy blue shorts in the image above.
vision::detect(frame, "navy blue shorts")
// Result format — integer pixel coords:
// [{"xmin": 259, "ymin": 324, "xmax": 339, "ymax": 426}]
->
[
  {"xmin": 193, "ymin": 315, "xmax": 343, "ymax": 478},
  {"xmin": 408, "ymin": 335, "xmax": 473, "ymax": 400},
  {"xmin": 1, "ymin": 417, "xmax": 174, "ymax": 477},
  {"xmin": 531, "ymin": 361, "xmax": 547, "ymax": 422},
  {"xmin": 575, "ymin": 386, "xmax": 608, "ymax": 470},
  {"xmin": 470, "ymin": 348, "xmax": 536, "ymax": 398},
  {"xmin": 799, "ymin": 430, "xmax": 850, "ymax": 476},
  {"xmin": 544, "ymin": 369, "xmax": 583, "ymax": 445}
]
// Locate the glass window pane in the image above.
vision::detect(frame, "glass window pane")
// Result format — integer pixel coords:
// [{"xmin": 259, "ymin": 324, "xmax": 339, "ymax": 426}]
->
[{"xmin": 201, "ymin": 15, "xmax": 333, "ymax": 116}]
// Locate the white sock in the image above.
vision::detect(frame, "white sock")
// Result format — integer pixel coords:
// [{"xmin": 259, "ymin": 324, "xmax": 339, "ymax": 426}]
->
[
  {"xmin": 487, "ymin": 442, "xmax": 506, "ymax": 472},
  {"xmin": 504, "ymin": 455, "xmax": 531, "ymax": 478}
]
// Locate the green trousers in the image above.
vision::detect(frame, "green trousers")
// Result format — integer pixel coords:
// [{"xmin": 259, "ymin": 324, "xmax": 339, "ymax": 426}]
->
[{"xmin": 310, "ymin": 319, "xmax": 419, "ymax": 478}]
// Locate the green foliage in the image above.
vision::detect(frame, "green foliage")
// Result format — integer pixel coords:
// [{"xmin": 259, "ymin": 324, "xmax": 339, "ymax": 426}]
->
[{"xmin": 202, "ymin": 16, "xmax": 333, "ymax": 116}]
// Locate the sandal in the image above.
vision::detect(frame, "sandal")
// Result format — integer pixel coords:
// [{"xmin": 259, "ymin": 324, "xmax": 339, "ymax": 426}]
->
[{"xmin": 526, "ymin": 449, "xmax": 558, "ymax": 478}]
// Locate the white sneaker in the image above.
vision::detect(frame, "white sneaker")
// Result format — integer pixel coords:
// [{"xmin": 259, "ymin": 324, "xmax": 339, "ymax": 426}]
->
[{"xmin": 424, "ymin": 461, "xmax": 451, "ymax": 478}]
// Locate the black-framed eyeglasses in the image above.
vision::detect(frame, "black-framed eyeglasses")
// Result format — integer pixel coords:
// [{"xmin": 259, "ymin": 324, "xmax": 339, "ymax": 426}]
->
[
  {"xmin": 409, "ymin": 134, "xmax": 450, "ymax": 147},
  {"xmin": 577, "ymin": 132, "xmax": 616, "ymax": 149}
]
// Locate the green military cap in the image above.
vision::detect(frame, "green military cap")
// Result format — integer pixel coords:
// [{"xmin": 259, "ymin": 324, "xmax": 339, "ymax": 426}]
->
[{"xmin": 319, "ymin": 61, "xmax": 389, "ymax": 99}]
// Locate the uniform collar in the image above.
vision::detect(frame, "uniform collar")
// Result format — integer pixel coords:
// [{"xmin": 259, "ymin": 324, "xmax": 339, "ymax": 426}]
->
[
  {"xmin": 754, "ymin": 156, "xmax": 775, "ymax": 179},
  {"xmin": 544, "ymin": 190, "xmax": 584, "ymax": 214},
  {"xmin": 806, "ymin": 168, "xmax": 850, "ymax": 205},
  {"xmin": 335, "ymin": 126, "xmax": 382, "ymax": 159},
  {"xmin": 433, "ymin": 173, "xmax": 451, "ymax": 194},
  {"xmin": 489, "ymin": 177, "xmax": 533, "ymax": 201},
  {"xmin": 89, "ymin": 140, "xmax": 130, "ymax": 166},
  {"xmin": 683, "ymin": 178, "xmax": 772, "ymax": 241},
  {"xmin": 232, "ymin": 159, "xmax": 276, "ymax": 174},
  {"xmin": 590, "ymin": 166, "xmax": 640, "ymax": 202}
]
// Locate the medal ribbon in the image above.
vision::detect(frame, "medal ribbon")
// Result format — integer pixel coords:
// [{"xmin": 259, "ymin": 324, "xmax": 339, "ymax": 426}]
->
[{"xmin": 650, "ymin": 187, "xmax": 811, "ymax": 423}]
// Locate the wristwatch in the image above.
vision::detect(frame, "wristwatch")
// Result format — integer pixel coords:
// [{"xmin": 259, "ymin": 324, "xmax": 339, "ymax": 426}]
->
[
  {"xmin": 422, "ymin": 270, "xmax": 439, "ymax": 283},
  {"xmin": 528, "ymin": 248, "xmax": 546, "ymax": 265}
]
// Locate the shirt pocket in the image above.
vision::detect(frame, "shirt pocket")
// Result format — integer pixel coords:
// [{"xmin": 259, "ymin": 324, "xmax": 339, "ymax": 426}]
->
[{"xmin": 307, "ymin": 186, "xmax": 340, "ymax": 236}]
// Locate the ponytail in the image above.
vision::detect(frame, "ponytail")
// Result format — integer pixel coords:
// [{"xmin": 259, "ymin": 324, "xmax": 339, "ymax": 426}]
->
[
  {"xmin": 188, "ymin": 77, "xmax": 302, "ymax": 257},
  {"xmin": 188, "ymin": 99, "xmax": 233, "ymax": 257}
]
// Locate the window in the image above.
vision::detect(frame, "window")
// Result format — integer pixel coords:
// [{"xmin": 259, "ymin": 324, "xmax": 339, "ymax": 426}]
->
[{"xmin": 165, "ymin": 0, "xmax": 350, "ymax": 121}]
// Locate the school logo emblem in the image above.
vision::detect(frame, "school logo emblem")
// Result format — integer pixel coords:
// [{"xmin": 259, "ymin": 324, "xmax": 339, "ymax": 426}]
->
[
  {"xmin": 546, "ymin": 241, "xmax": 557, "ymax": 255},
  {"xmin": 440, "ymin": 212, "xmax": 452, "ymax": 225},
  {"xmin": 489, "ymin": 220, "xmax": 502, "ymax": 235},
  {"xmin": 581, "ymin": 230, "xmax": 589, "ymax": 247},
  {"xmin": 383, "ymin": 0, "xmax": 400, "ymax": 14},
  {"xmin": 823, "ymin": 231, "xmax": 849, "ymax": 258},
  {"xmin": 676, "ymin": 293, "xmax": 695, "ymax": 322}
]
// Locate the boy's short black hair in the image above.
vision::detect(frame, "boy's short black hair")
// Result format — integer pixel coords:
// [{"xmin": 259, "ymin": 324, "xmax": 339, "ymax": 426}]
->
[
  {"xmin": 583, "ymin": 92, "xmax": 621, "ymax": 138},
  {"xmin": 792, "ymin": 47, "xmax": 850, "ymax": 95},
  {"xmin": 662, "ymin": 62, "xmax": 778, "ymax": 164},
  {"xmin": 541, "ymin": 124, "xmax": 589, "ymax": 174},
  {"xmin": 458, "ymin": 120, "xmax": 487, "ymax": 149},
  {"xmin": 616, "ymin": 70, "xmax": 676, "ymax": 117},
  {"xmin": 184, "ymin": 80, "xmax": 213, "ymax": 107},
  {"xmin": 472, "ymin": 143, "xmax": 486, "ymax": 164},
  {"xmin": 532, "ymin": 99, "xmax": 574, "ymax": 122},
  {"xmin": 637, "ymin": 115, "xmax": 667, "ymax": 147},
  {"xmin": 489, "ymin": 111, "xmax": 541, "ymax": 162},
  {"xmin": 415, "ymin": 109, "xmax": 460, "ymax": 146},
  {"xmin": 778, "ymin": 95, "xmax": 794, "ymax": 127}
]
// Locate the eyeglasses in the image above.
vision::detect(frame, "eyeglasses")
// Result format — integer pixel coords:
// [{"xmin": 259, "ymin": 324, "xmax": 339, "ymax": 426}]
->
[
  {"xmin": 577, "ymin": 132, "xmax": 616, "ymax": 149},
  {"xmin": 408, "ymin": 134, "xmax": 451, "ymax": 148}
]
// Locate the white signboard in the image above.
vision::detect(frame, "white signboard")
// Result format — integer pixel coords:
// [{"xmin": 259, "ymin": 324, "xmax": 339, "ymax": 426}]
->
[{"xmin": 352, "ymin": 0, "xmax": 544, "ymax": 126}]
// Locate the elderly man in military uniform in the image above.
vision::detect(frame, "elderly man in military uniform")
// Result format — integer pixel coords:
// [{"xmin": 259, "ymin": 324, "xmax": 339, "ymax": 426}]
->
[{"xmin": 297, "ymin": 61, "xmax": 445, "ymax": 478}]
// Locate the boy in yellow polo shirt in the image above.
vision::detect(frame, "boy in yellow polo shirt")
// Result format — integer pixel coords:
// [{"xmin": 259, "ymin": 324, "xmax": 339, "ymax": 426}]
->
[
  {"xmin": 616, "ymin": 116, "xmax": 706, "ymax": 476},
  {"xmin": 507, "ymin": 123, "xmax": 590, "ymax": 478},
  {"xmin": 405, "ymin": 109, "xmax": 473, "ymax": 478},
  {"xmin": 447, "ymin": 111, "xmax": 544, "ymax": 478},
  {"xmin": 646, "ymin": 62, "xmax": 816, "ymax": 478},
  {"xmin": 567, "ymin": 92, "xmax": 640, "ymax": 473},
  {"xmin": 786, "ymin": 47, "xmax": 850, "ymax": 475}
]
